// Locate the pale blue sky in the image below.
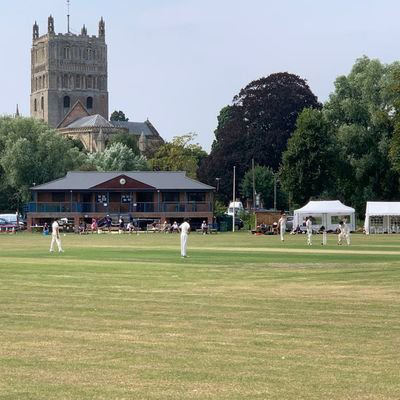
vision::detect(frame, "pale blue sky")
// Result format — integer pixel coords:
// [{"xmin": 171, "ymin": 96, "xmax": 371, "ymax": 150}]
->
[{"xmin": 1, "ymin": 0, "xmax": 399, "ymax": 150}]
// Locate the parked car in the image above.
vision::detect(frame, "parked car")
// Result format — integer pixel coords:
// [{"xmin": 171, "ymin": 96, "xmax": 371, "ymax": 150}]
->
[
  {"xmin": 0, "ymin": 217, "xmax": 20, "ymax": 231},
  {"xmin": 226, "ymin": 201, "xmax": 244, "ymax": 216},
  {"xmin": 286, "ymin": 215, "xmax": 294, "ymax": 232},
  {"xmin": 0, "ymin": 213, "xmax": 25, "ymax": 229}
]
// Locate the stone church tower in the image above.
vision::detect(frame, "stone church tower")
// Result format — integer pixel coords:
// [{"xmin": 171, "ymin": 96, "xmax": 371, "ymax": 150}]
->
[{"xmin": 30, "ymin": 15, "xmax": 108, "ymax": 128}]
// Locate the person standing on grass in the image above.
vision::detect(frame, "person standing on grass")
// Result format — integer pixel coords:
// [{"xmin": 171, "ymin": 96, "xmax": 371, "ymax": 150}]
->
[
  {"xmin": 201, "ymin": 220, "xmax": 208, "ymax": 235},
  {"xmin": 179, "ymin": 218, "xmax": 191, "ymax": 257},
  {"xmin": 341, "ymin": 218, "xmax": 351, "ymax": 246},
  {"xmin": 49, "ymin": 219, "xmax": 63, "ymax": 253},
  {"xmin": 338, "ymin": 220, "xmax": 345, "ymax": 245},
  {"xmin": 320, "ymin": 225, "xmax": 327, "ymax": 246},
  {"xmin": 278, "ymin": 212, "xmax": 287, "ymax": 242},
  {"xmin": 306, "ymin": 216, "xmax": 313, "ymax": 246}
]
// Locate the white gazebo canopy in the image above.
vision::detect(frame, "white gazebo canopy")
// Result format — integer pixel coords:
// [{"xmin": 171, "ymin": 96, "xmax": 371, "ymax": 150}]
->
[
  {"xmin": 293, "ymin": 200, "xmax": 355, "ymax": 231},
  {"xmin": 364, "ymin": 202, "xmax": 400, "ymax": 234}
]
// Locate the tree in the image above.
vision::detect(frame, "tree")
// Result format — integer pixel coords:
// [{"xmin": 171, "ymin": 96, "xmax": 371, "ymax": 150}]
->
[
  {"xmin": 110, "ymin": 110, "xmax": 129, "ymax": 121},
  {"xmin": 107, "ymin": 133, "xmax": 140, "ymax": 155},
  {"xmin": 240, "ymin": 165, "xmax": 275, "ymax": 208},
  {"xmin": 387, "ymin": 65, "xmax": 400, "ymax": 173},
  {"xmin": 86, "ymin": 142, "xmax": 149, "ymax": 171},
  {"xmin": 280, "ymin": 108, "xmax": 337, "ymax": 207},
  {"xmin": 150, "ymin": 133, "xmax": 207, "ymax": 179},
  {"xmin": 198, "ymin": 73, "xmax": 320, "ymax": 202},
  {"xmin": 324, "ymin": 56, "xmax": 400, "ymax": 212},
  {"xmin": 0, "ymin": 117, "xmax": 86, "ymax": 208},
  {"xmin": 233, "ymin": 73, "xmax": 321, "ymax": 170}
]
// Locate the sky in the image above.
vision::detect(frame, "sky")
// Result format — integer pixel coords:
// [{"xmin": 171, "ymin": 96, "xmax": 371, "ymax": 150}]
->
[{"xmin": 1, "ymin": 0, "xmax": 400, "ymax": 150}]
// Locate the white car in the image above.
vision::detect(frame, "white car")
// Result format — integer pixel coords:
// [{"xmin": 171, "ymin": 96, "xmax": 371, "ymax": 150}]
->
[{"xmin": 227, "ymin": 201, "xmax": 244, "ymax": 216}]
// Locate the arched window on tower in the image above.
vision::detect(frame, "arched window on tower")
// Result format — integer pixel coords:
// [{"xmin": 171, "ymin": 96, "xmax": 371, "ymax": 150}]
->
[
  {"xmin": 39, "ymin": 76, "xmax": 42, "ymax": 89},
  {"xmin": 34, "ymin": 99, "xmax": 37, "ymax": 112},
  {"xmin": 86, "ymin": 97, "xmax": 93, "ymax": 109},
  {"xmin": 41, "ymin": 96, "xmax": 44, "ymax": 110},
  {"xmin": 64, "ymin": 96, "xmax": 70, "ymax": 108}
]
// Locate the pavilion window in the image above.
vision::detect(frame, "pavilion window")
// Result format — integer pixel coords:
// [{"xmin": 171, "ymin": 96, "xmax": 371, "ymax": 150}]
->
[{"xmin": 187, "ymin": 192, "xmax": 206, "ymax": 202}]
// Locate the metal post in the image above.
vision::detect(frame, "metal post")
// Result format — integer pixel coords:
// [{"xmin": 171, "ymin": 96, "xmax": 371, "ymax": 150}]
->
[
  {"xmin": 252, "ymin": 158, "xmax": 256, "ymax": 210},
  {"xmin": 216, "ymin": 177, "xmax": 220, "ymax": 192},
  {"xmin": 232, "ymin": 166, "xmax": 236, "ymax": 233}
]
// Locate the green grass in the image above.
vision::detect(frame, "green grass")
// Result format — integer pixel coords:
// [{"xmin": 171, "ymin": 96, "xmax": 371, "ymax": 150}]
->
[{"xmin": 0, "ymin": 232, "xmax": 399, "ymax": 399}]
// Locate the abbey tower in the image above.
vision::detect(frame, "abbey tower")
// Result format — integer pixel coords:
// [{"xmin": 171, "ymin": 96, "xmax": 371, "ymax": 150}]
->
[{"xmin": 30, "ymin": 15, "xmax": 108, "ymax": 128}]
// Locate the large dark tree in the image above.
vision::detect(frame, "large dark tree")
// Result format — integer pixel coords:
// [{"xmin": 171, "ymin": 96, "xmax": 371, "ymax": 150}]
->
[
  {"xmin": 234, "ymin": 72, "xmax": 321, "ymax": 170},
  {"xmin": 198, "ymin": 73, "xmax": 320, "ymax": 202}
]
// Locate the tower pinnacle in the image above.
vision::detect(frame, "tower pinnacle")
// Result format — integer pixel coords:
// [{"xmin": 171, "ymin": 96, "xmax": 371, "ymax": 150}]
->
[
  {"xmin": 33, "ymin": 21, "xmax": 39, "ymax": 40},
  {"xmin": 48, "ymin": 15, "xmax": 54, "ymax": 34},
  {"xmin": 99, "ymin": 17, "xmax": 105, "ymax": 38}
]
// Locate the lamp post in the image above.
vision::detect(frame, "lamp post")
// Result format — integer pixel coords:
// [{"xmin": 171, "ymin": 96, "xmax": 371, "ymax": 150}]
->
[
  {"xmin": 232, "ymin": 166, "xmax": 236, "ymax": 233},
  {"xmin": 215, "ymin": 177, "xmax": 220, "ymax": 192}
]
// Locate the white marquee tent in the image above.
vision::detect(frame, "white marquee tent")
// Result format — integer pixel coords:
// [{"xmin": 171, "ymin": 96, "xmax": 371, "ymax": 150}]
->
[
  {"xmin": 364, "ymin": 202, "xmax": 400, "ymax": 234},
  {"xmin": 293, "ymin": 200, "xmax": 355, "ymax": 231}
]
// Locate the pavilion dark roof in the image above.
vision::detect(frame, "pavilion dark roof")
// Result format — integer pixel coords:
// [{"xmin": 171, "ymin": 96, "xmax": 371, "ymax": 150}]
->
[{"xmin": 31, "ymin": 171, "xmax": 214, "ymax": 191}]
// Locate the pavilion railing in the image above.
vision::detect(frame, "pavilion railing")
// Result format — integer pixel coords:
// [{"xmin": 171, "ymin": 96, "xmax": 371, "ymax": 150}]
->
[{"xmin": 26, "ymin": 202, "xmax": 213, "ymax": 214}]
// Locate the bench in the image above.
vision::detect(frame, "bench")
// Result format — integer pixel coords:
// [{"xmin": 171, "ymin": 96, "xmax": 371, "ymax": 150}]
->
[{"xmin": 196, "ymin": 228, "xmax": 217, "ymax": 234}]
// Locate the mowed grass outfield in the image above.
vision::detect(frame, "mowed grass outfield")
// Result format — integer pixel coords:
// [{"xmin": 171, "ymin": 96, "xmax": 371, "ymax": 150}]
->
[{"xmin": 1, "ymin": 232, "xmax": 400, "ymax": 400}]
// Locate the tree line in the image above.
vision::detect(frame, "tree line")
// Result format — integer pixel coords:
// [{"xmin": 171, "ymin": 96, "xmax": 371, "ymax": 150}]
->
[
  {"xmin": 199, "ymin": 56, "xmax": 400, "ymax": 214},
  {"xmin": 1, "ymin": 56, "xmax": 400, "ymax": 214}
]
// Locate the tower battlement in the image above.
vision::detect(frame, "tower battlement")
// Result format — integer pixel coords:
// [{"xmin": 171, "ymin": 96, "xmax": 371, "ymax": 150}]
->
[{"xmin": 30, "ymin": 15, "xmax": 108, "ymax": 128}]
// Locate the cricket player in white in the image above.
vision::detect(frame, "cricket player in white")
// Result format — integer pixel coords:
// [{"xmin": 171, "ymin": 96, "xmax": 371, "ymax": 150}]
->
[
  {"xmin": 306, "ymin": 216, "xmax": 313, "ymax": 246},
  {"xmin": 278, "ymin": 213, "xmax": 287, "ymax": 241},
  {"xmin": 338, "ymin": 221, "xmax": 344, "ymax": 245},
  {"xmin": 179, "ymin": 218, "xmax": 191, "ymax": 257},
  {"xmin": 344, "ymin": 219, "xmax": 351, "ymax": 245},
  {"xmin": 49, "ymin": 220, "xmax": 63, "ymax": 252}
]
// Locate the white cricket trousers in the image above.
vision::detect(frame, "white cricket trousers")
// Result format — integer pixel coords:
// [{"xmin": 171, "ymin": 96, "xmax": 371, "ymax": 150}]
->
[
  {"xmin": 280, "ymin": 227, "xmax": 285, "ymax": 241},
  {"xmin": 50, "ymin": 235, "xmax": 63, "ymax": 252},
  {"xmin": 322, "ymin": 231, "xmax": 327, "ymax": 246},
  {"xmin": 181, "ymin": 233, "xmax": 188, "ymax": 257},
  {"xmin": 307, "ymin": 232, "xmax": 312, "ymax": 245}
]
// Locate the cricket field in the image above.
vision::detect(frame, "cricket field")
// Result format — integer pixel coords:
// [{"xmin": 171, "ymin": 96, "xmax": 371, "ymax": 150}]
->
[{"xmin": 0, "ymin": 232, "xmax": 399, "ymax": 399}]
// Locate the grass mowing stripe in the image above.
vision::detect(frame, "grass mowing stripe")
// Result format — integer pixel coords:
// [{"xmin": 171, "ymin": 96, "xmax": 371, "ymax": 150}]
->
[{"xmin": 0, "ymin": 233, "xmax": 400, "ymax": 399}]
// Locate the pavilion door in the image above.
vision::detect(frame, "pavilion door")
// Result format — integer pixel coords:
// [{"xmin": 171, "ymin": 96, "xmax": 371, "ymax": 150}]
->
[
  {"xmin": 109, "ymin": 192, "xmax": 121, "ymax": 213},
  {"xmin": 82, "ymin": 193, "xmax": 92, "ymax": 212}
]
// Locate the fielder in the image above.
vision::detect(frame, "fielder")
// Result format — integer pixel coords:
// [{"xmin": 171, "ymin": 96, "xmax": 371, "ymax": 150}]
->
[
  {"xmin": 338, "ymin": 220, "xmax": 349, "ymax": 245},
  {"xmin": 344, "ymin": 219, "xmax": 351, "ymax": 245},
  {"xmin": 49, "ymin": 219, "xmax": 63, "ymax": 253},
  {"xmin": 306, "ymin": 216, "xmax": 313, "ymax": 246},
  {"xmin": 320, "ymin": 225, "xmax": 327, "ymax": 246},
  {"xmin": 179, "ymin": 218, "xmax": 191, "ymax": 257},
  {"xmin": 278, "ymin": 213, "xmax": 287, "ymax": 242}
]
